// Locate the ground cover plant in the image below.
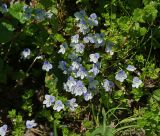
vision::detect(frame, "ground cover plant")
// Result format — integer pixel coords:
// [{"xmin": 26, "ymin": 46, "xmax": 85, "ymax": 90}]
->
[{"xmin": 0, "ymin": 0, "xmax": 160, "ymax": 135}]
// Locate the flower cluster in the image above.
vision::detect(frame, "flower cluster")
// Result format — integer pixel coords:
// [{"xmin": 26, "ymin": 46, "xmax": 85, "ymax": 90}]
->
[
  {"xmin": 43, "ymin": 94, "xmax": 65, "ymax": 112},
  {"xmin": 43, "ymin": 94, "xmax": 79, "ymax": 111},
  {"xmin": 74, "ymin": 11, "xmax": 98, "ymax": 34},
  {"xmin": 115, "ymin": 65, "xmax": 142, "ymax": 88},
  {"xmin": 57, "ymin": 11, "xmax": 116, "ymax": 101},
  {"xmin": 23, "ymin": 5, "xmax": 53, "ymax": 21},
  {"xmin": 63, "ymin": 76, "xmax": 87, "ymax": 96}
]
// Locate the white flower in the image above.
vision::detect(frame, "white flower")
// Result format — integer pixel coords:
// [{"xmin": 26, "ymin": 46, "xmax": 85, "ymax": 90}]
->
[
  {"xmin": 66, "ymin": 98, "xmax": 78, "ymax": 111},
  {"xmin": 64, "ymin": 76, "xmax": 77, "ymax": 93},
  {"xmin": 89, "ymin": 63, "xmax": 101, "ymax": 76},
  {"xmin": 42, "ymin": 61, "xmax": 53, "ymax": 71},
  {"xmin": 43, "ymin": 94, "xmax": 55, "ymax": 107},
  {"xmin": 26, "ymin": 120, "xmax": 37, "ymax": 129},
  {"xmin": 21, "ymin": 48, "xmax": 31, "ymax": 59},
  {"xmin": 72, "ymin": 80, "xmax": 87, "ymax": 96},
  {"xmin": 63, "ymin": 77, "xmax": 87, "ymax": 96},
  {"xmin": 58, "ymin": 43, "xmax": 68, "ymax": 54},
  {"xmin": 132, "ymin": 77, "xmax": 142, "ymax": 88},
  {"xmin": 0, "ymin": 124, "xmax": 7, "ymax": 136},
  {"xmin": 89, "ymin": 53, "xmax": 100, "ymax": 63},
  {"xmin": 115, "ymin": 70, "xmax": 127, "ymax": 82},
  {"xmin": 102, "ymin": 79, "xmax": 114, "ymax": 92},
  {"xmin": 126, "ymin": 65, "xmax": 136, "ymax": 72},
  {"xmin": 46, "ymin": 10, "xmax": 53, "ymax": 19},
  {"xmin": 88, "ymin": 13, "xmax": 98, "ymax": 26},
  {"xmin": 71, "ymin": 34, "xmax": 79, "ymax": 43},
  {"xmin": 53, "ymin": 100, "xmax": 64, "ymax": 112},
  {"xmin": 75, "ymin": 66, "xmax": 87, "ymax": 79},
  {"xmin": 84, "ymin": 92, "xmax": 93, "ymax": 101},
  {"xmin": 70, "ymin": 61, "xmax": 81, "ymax": 71},
  {"xmin": 74, "ymin": 43, "xmax": 85, "ymax": 54}
]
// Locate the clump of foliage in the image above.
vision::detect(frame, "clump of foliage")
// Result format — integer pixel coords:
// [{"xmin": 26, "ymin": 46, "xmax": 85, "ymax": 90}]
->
[{"xmin": 0, "ymin": 0, "xmax": 160, "ymax": 136}]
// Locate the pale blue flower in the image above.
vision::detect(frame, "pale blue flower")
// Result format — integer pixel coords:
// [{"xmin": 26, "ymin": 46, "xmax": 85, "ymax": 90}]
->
[
  {"xmin": 66, "ymin": 98, "xmax": 78, "ymax": 111},
  {"xmin": 34, "ymin": 9, "xmax": 46, "ymax": 21},
  {"xmin": 83, "ymin": 36, "xmax": 90, "ymax": 43},
  {"xmin": 58, "ymin": 43, "xmax": 68, "ymax": 54},
  {"xmin": 132, "ymin": 77, "xmax": 142, "ymax": 88},
  {"xmin": 42, "ymin": 61, "xmax": 53, "ymax": 72},
  {"xmin": 94, "ymin": 33, "xmax": 105, "ymax": 48},
  {"xmin": 126, "ymin": 65, "xmax": 136, "ymax": 72},
  {"xmin": 90, "ymin": 13, "xmax": 97, "ymax": 20},
  {"xmin": 74, "ymin": 10, "xmax": 86, "ymax": 21},
  {"xmin": 43, "ymin": 94, "xmax": 55, "ymax": 107},
  {"xmin": 95, "ymin": 33, "xmax": 104, "ymax": 44},
  {"xmin": 23, "ymin": 5, "xmax": 32, "ymax": 19},
  {"xmin": 115, "ymin": 70, "xmax": 127, "ymax": 82},
  {"xmin": 89, "ymin": 53, "xmax": 100, "ymax": 63},
  {"xmin": 77, "ymin": 21, "xmax": 89, "ymax": 34},
  {"xmin": 0, "ymin": 4, "xmax": 8, "ymax": 13},
  {"xmin": 58, "ymin": 61, "xmax": 67, "ymax": 74},
  {"xmin": 89, "ymin": 63, "xmax": 101, "ymax": 76},
  {"xmin": 53, "ymin": 100, "xmax": 64, "ymax": 112},
  {"xmin": 83, "ymin": 34, "xmax": 95, "ymax": 43},
  {"xmin": 64, "ymin": 77, "xmax": 87, "ymax": 96},
  {"xmin": 84, "ymin": 92, "xmax": 93, "ymax": 101},
  {"xmin": 74, "ymin": 43, "xmax": 85, "ymax": 54},
  {"xmin": 70, "ymin": 61, "xmax": 81, "ymax": 71},
  {"xmin": 21, "ymin": 48, "xmax": 31, "ymax": 59},
  {"xmin": 68, "ymin": 52, "xmax": 80, "ymax": 61},
  {"xmin": 102, "ymin": 79, "xmax": 114, "ymax": 92},
  {"xmin": 88, "ymin": 13, "xmax": 98, "ymax": 26},
  {"xmin": 76, "ymin": 81, "xmax": 87, "ymax": 96},
  {"xmin": 0, "ymin": 124, "xmax": 7, "ymax": 136},
  {"xmin": 88, "ymin": 77, "xmax": 99, "ymax": 90},
  {"xmin": 105, "ymin": 42, "xmax": 114, "ymax": 55},
  {"xmin": 71, "ymin": 34, "xmax": 79, "ymax": 43},
  {"xmin": 26, "ymin": 120, "xmax": 37, "ymax": 129},
  {"xmin": 71, "ymin": 80, "xmax": 87, "ymax": 96},
  {"xmin": 75, "ymin": 66, "xmax": 88, "ymax": 79},
  {"xmin": 64, "ymin": 76, "xmax": 77, "ymax": 93}
]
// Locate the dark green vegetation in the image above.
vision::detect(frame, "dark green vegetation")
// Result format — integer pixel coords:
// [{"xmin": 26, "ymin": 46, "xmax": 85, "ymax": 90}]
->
[{"xmin": 0, "ymin": 0, "xmax": 160, "ymax": 135}]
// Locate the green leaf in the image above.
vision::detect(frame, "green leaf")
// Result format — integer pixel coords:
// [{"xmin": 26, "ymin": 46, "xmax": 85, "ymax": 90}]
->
[
  {"xmin": 143, "ymin": 0, "xmax": 152, "ymax": 5},
  {"xmin": 133, "ymin": 8, "xmax": 145, "ymax": 23},
  {"xmin": 0, "ymin": 22, "xmax": 14, "ymax": 43},
  {"xmin": 91, "ymin": 126, "xmax": 114, "ymax": 136},
  {"xmin": 139, "ymin": 27, "xmax": 147, "ymax": 36},
  {"xmin": 117, "ymin": 16, "xmax": 131, "ymax": 32},
  {"xmin": 0, "ymin": 72, "xmax": 7, "ymax": 84},
  {"xmin": 153, "ymin": 89, "xmax": 160, "ymax": 101},
  {"xmin": 54, "ymin": 33, "xmax": 65, "ymax": 42},
  {"xmin": 131, "ymin": 88, "xmax": 143, "ymax": 101},
  {"xmin": 9, "ymin": 2, "xmax": 26, "ymax": 23},
  {"xmin": 143, "ymin": 3, "xmax": 157, "ymax": 22}
]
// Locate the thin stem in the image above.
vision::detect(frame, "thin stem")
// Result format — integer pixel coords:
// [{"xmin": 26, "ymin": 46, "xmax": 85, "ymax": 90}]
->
[
  {"xmin": 54, "ymin": 120, "xmax": 58, "ymax": 136},
  {"xmin": 91, "ymin": 104, "xmax": 99, "ymax": 127},
  {"xmin": 26, "ymin": 57, "xmax": 38, "ymax": 73}
]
